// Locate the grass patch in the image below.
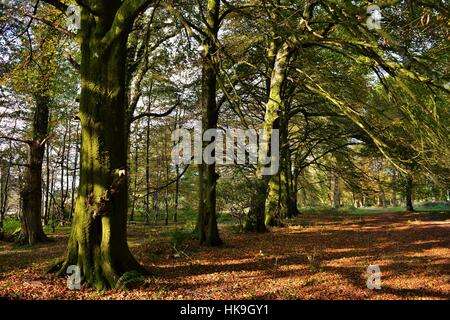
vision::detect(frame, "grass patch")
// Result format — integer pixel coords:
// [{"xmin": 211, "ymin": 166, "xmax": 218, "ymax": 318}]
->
[
  {"xmin": 170, "ymin": 228, "xmax": 192, "ymax": 249},
  {"xmin": 2, "ymin": 218, "xmax": 20, "ymax": 235}
]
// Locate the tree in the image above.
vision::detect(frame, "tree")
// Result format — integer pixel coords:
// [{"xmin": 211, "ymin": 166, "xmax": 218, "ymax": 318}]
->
[
  {"xmin": 0, "ymin": 3, "xmax": 67, "ymax": 244},
  {"xmin": 42, "ymin": 0, "xmax": 154, "ymax": 289}
]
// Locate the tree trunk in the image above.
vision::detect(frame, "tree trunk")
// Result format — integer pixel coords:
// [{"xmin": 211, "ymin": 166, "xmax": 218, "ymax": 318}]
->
[
  {"xmin": 59, "ymin": 123, "xmax": 67, "ymax": 222},
  {"xmin": 173, "ymin": 109, "xmax": 180, "ymax": 223},
  {"xmin": 261, "ymin": 41, "xmax": 291, "ymax": 227},
  {"xmin": 333, "ymin": 174, "xmax": 341, "ymax": 209},
  {"xmin": 63, "ymin": 120, "xmax": 72, "ymax": 221},
  {"xmin": 55, "ymin": 10, "xmax": 146, "ymax": 289},
  {"xmin": 69, "ymin": 124, "xmax": 80, "ymax": 221},
  {"xmin": 245, "ymin": 178, "xmax": 269, "ymax": 233},
  {"xmin": 145, "ymin": 116, "xmax": 151, "ymax": 224},
  {"xmin": 130, "ymin": 135, "xmax": 139, "ymax": 222},
  {"xmin": 406, "ymin": 174, "xmax": 414, "ymax": 212},
  {"xmin": 20, "ymin": 94, "xmax": 49, "ymax": 245},
  {"xmin": 49, "ymin": 166, "xmax": 55, "ymax": 232},
  {"xmin": 391, "ymin": 171, "xmax": 398, "ymax": 207},
  {"xmin": 174, "ymin": 163, "xmax": 179, "ymax": 222},
  {"xmin": 0, "ymin": 139, "xmax": 13, "ymax": 237},
  {"xmin": 153, "ymin": 191, "xmax": 159, "ymax": 224},
  {"xmin": 164, "ymin": 136, "xmax": 169, "ymax": 226},
  {"xmin": 195, "ymin": 0, "xmax": 222, "ymax": 246},
  {"xmin": 154, "ymin": 146, "xmax": 159, "ymax": 225},
  {"xmin": 44, "ymin": 138, "xmax": 50, "ymax": 225},
  {"xmin": 265, "ymin": 117, "xmax": 293, "ymax": 224}
]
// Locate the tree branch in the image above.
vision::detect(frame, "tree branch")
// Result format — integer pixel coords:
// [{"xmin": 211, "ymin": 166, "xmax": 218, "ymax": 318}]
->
[
  {"xmin": 0, "ymin": 136, "xmax": 32, "ymax": 145},
  {"xmin": 130, "ymin": 101, "xmax": 179, "ymax": 123},
  {"xmin": 41, "ymin": 0, "xmax": 69, "ymax": 13},
  {"xmin": 149, "ymin": 163, "xmax": 190, "ymax": 192},
  {"xmin": 102, "ymin": 0, "xmax": 154, "ymax": 49}
]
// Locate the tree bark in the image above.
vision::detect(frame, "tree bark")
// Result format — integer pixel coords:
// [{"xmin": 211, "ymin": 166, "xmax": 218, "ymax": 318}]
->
[
  {"xmin": 55, "ymin": 4, "xmax": 149, "ymax": 289},
  {"xmin": 261, "ymin": 41, "xmax": 291, "ymax": 227},
  {"xmin": 195, "ymin": 0, "xmax": 222, "ymax": 246},
  {"xmin": 266, "ymin": 110, "xmax": 299, "ymax": 223},
  {"xmin": 20, "ymin": 94, "xmax": 49, "ymax": 245}
]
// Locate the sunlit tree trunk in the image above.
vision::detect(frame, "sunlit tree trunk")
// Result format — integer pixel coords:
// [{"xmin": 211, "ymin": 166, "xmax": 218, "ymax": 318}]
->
[
  {"xmin": 261, "ymin": 41, "xmax": 291, "ymax": 227},
  {"xmin": 54, "ymin": 2, "xmax": 151, "ymax": 289}
]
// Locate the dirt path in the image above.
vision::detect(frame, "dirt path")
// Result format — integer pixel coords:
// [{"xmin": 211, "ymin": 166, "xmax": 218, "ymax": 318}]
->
[{"xmin": 0, "ymin": 211, "xmax": 449, "ymax": 300}]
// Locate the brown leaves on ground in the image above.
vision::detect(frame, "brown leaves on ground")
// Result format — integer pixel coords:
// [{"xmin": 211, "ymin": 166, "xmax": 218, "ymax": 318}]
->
[{"xmin": 0, "ymin": 211, "xmax": 449, "ymax": 300}]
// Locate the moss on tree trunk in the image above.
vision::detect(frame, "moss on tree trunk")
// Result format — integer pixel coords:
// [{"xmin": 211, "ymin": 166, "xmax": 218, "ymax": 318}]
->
[
  {"xmin": 249, "ymin": 41, "xmax": 292, "ymax": 229},
  {"xmin": 55, "ymin": 7, "xmax": 147, "ymax": 289},
  {"xmin": 195, "ymin": 0, "xmax": 222, "ymax": 246}
]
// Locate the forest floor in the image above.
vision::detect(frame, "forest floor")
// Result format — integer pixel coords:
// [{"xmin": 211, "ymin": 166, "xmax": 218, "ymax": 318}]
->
[{"xmin": 0, "ymin": 210, "xmax": 449, "ymax": 300}]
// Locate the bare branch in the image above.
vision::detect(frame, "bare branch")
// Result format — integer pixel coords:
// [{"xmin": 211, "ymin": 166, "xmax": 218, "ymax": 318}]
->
[
  {"xmin": 0, "ymin": 136, "xmax": 32, "ymax": 145},
  {"xmin": 130, "ymin": 101, "xmax": 179, "ymax": 123}
]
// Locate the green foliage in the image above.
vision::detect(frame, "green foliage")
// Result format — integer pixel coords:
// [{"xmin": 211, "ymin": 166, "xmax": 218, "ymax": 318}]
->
[
  {"xmin": 2, "ymin": 218, "xmax": 20, "ymax": 236},
  {"xmin": 115, "ymin": 271, "xmax": 145, "ymax": 290},
  {"xmin": 170, "ymin": 227, "xmax": 192, "ymax": 249}
]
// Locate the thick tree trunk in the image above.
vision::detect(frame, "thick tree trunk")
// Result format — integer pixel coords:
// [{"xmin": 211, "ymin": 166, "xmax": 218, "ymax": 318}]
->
[
  {"xmin": 245, "ymin": 178, "xmax": 269, "ymax": 233},
  {"xmin": 20, "ymin": 94, "xmax": 49, "ymax": 245},
  {"xmin": 55, "ymin": 12, "xmax": 146, "ymax": 289},
  {"xmin": 265, "ymin": 174, "xmax": 282, "ymax": 226},
  {"xmin": 195, "ymin": 0, "xmax": 222, "ymax": 246},
  {"xmin": 267, "ymin": 113, "xmax": 299, "ymax": 221},
  {"xmin": 261, "ymin": 41, "xmax": 291, "ymax": 227}
]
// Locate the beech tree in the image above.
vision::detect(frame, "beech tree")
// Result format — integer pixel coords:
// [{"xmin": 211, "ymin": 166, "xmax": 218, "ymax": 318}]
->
[{"xmin": 41, "ymin": 0, "xmax": 155, "ymax": 289}]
